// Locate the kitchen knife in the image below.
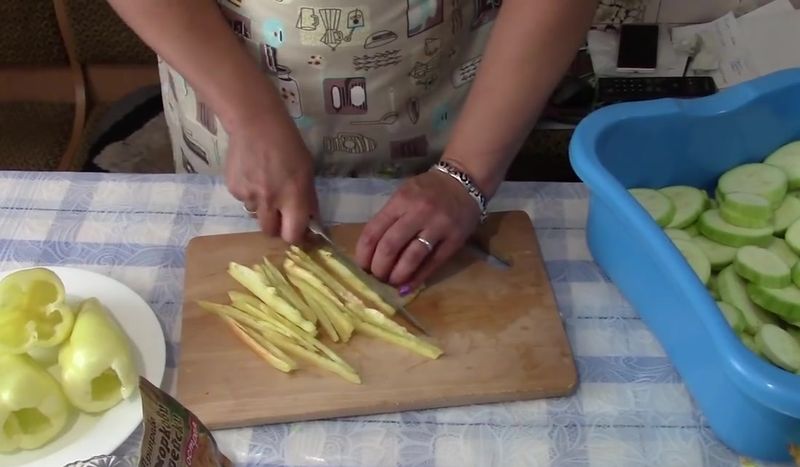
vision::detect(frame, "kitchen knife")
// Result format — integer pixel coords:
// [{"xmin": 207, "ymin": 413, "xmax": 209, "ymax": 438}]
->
[
  {"xmin": 307, "ymin": 219, "xmax": 432, "ymax": 336},
  {"xmin": 464, "ymin": 239, "xmax": 511, "ymax": 270}
]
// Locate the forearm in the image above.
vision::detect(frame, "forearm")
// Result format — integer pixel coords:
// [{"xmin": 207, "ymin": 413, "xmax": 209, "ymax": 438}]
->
[
  {"xmin": 106, "ymin": 0, "xmax": 285, "ymax": 131},
  {"xmin": 443, "ymin": 0, "xmax": 597, "ymax": 196}
]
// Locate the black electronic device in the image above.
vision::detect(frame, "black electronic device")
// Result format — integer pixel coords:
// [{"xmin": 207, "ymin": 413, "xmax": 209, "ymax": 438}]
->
[
  {"xmin": 616, "ymin": 23, "xmax": 660, "ymax": 72},
  {"xmin": 595, "ymin": 76, "xmax": 718, "ymax": 107}
]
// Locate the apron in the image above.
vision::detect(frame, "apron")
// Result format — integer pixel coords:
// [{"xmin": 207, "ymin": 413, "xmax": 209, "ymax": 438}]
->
[{"xmin": 159, "ymin": 0, "xmax": 502, "ymax": 177}]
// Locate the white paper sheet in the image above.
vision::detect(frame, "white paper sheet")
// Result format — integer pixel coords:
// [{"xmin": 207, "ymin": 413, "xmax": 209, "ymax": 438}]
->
[
  {"xmin": 739, "ymin": 0, "xmax": 795, "ymax": 20},
  {"xmin": 670, "ymin": 0, "xmax": 798, "ymax": 88},
  {"xmin": 739, "ymin": 9, "xmax": 800, "ymax": 77},
  {"xmin": 671, "ymin": 12, "xmax": 760, "ymax": 87}
]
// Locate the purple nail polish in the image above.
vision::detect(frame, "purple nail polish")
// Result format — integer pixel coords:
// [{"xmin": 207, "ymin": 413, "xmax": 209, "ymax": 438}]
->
[{"xmin": 398, "ymin": 285, "xmax": 412, "ymax": 297}]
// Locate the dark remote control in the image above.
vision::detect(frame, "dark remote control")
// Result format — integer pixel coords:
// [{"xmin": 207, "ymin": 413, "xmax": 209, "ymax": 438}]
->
[{"xmin": 595, "ymin": 76, "xmax": 718, "ymax": 107}]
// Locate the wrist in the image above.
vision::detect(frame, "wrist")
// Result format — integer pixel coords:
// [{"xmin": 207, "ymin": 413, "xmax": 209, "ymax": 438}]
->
[
  {"xmin": 438, "ymin": 154, "xmax": 504, "ymax": 199},
  {"xmin": 430, "ymin": 159, "xmax": 490, "ymax": 223}
]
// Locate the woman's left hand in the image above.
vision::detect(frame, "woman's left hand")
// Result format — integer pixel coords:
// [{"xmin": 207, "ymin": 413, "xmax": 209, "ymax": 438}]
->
[{"xmin": 355, "ymin": 170, "xmax": 482, "ymax": 292}]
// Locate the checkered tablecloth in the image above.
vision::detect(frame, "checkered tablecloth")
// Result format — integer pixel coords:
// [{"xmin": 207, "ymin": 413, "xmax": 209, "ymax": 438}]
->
[{"xmin": 0, "ymin": 171, "xmax": 791, "ymax": 467}]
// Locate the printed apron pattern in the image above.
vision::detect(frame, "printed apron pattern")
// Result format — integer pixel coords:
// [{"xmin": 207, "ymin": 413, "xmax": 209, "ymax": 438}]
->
[{"xmin": 159, "ymin": 0, "xmax": 503, "ymax": 177}]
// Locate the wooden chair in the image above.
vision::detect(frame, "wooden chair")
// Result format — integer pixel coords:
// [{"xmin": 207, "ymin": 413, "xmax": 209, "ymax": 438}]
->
[{"xmin": 0, "ymin": 0, "xmax": 160, "ymax": 171}]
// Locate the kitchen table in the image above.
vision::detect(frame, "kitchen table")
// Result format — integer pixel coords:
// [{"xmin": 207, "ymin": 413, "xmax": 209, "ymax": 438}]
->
[{"xmin": 0, "ymin": 171, "xmax": 791, "ymax": 467}]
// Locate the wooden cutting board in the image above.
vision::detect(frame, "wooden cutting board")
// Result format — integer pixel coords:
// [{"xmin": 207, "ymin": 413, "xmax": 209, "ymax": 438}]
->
[{"xmin": 177, "ymin": 210, "xmax": 577, "ymax": 430}]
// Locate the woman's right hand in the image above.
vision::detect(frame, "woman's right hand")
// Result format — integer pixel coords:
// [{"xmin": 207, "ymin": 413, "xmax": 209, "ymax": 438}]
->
[
  {"xmin": 105, "ymin": 0, "xmax": 320, "ymax": 244},
  {"xmin": 224, "ymin": 113, "xmax": 319, "ymax": 245},
  {"xmin": 107, "ymin": 0, "xmax": 319, "ymax": 245}
]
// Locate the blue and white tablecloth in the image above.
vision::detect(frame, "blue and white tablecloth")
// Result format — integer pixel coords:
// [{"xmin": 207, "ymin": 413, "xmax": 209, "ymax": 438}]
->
[{"xmin": 0, "ymin": 171, "xmax": 790, "ymax": 467}]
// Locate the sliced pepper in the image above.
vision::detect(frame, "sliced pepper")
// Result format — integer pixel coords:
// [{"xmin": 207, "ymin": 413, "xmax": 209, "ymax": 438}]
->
[
  {"xmin": 0, "ymin": 267, "xmax": 74, "ymax": 353},
  {"xmin": 0, "ymin": 353, "xmax": 71, "ymax": 452},
  {"xmin": 58, "ymin": 297, "xmax": 138, "ymax": 413}
]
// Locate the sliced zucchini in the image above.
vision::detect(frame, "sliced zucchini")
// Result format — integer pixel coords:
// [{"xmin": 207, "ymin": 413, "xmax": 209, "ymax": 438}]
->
[
  {"xmin": 719, "ymin": 192, "xmax": 772, "ymax": 219},
  {"xmin": 684, "ymin": 224, "xmax": 700, "ymax": 237},
  {"xmin": 747, "ymin": 283, "xmax": 800, "ymax": 323},
  {"xmin": 665, "ymin": 228, "xmax": 692, "ymax": 242},
  {"xmin": 629, "ymin": 188, "xmax": 675, "ymax": 227},
  {"xmin": 740, "ymin": 333, "xmax": 760, "ymax": 355},
  {"xmin": 755, "ymin": 323, "xmax": 800, "ymax": 372},
  {"xmin": 793, "ymin": 262, "xmax": 800, "ymax": 289},
  {"xmin": 718, "ymin": 265, "xmax": 778, "ymax": 334},
  {"xmin": 673, "ymin": 238, "xmax": 711, "ymax": 285},
  {"xmin": 720, "ymin": 203, "xmax": 772, "ymax": 228},
  {"xmin": 693, "ymin": 235, "xmax": 737, "ymax": 271},
  {"xmin": 717, "ymin": 301, "xmax": 747, "ymax": 334},
  {"xmin": 764, "ymin": 140, "xmax": 800, "ymax": 189},
  {"xmin": 717, "ymin": 163, "xmax": 788, "ymax": 209},
  {"xmin": 784, "ymin": 218, "xmax": 800, "ymax": 254},
  {"xmin": 773, "ymin": 195, "xmax": 800, "ymax": 237},
  {"xmin": 660, "ymin": 185, "xmax": 707, "ymax": 228},
  {"xmin": 733, "ymin": 246, "xmax": 791, "ymax": 288},
  {"xmin": 766, "ymin": 237, "xmax": 800, "ymax": 269},
  {"xmin": 708, "ymin": 273, "xmax": 720, "ymax": 300},
  {"xmin": 698, "ymin": 210, "xmax": 773, "ymax": 247}
]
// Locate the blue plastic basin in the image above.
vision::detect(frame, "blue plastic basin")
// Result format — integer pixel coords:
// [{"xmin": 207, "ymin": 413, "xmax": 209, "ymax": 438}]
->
[{"xmin": 568, "ymin": 68, "xmax": 800, "ymax": 462}]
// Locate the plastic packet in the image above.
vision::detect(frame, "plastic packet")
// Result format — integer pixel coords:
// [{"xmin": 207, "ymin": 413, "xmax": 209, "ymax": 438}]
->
[{"xmin": 137, "ymin": 377, "xmax": 233, "ymax": 467}]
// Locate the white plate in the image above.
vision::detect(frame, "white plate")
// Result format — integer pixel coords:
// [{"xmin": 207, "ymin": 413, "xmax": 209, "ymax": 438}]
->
[{"xmin": 0, "ymin": 266, "xmax": 167, "ymax": 467}]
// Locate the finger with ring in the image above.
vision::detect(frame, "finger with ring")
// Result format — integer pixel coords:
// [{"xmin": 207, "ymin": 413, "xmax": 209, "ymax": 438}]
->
[
  {"xmin": 387, "ymin": 231, "xmax": 441, "ymax": 285},
  {"xmin": 242, "ymin": 203, "xmax": 257, "ymax": 216},
  {"xmin": 415, "ymin": 236, "xmax": 435, "ymax": 253}
]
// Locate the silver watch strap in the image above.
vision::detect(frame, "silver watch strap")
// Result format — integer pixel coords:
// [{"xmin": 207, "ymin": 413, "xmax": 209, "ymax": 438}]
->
[{"xmin": 430, "ymin": 160, "xmax": 488, "ymax": 223}]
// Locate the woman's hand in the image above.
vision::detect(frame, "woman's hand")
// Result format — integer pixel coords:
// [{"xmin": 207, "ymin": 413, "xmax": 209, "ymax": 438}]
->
[
  {"xmin": 107, "ymin": 0, "xmax": 322, "ymax": 245},
  {"xmin": 355, "ymin": 169, "xmax": 482, "ymax": 291},
  {"xmin": 224, "ymin": 115, "xmax": 318, "ymax": 245}
]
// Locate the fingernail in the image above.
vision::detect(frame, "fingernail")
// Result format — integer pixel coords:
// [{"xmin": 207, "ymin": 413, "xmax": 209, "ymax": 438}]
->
[{"xmin": 398, "ymin": 285, "xmax": 413, "ymax": 297}]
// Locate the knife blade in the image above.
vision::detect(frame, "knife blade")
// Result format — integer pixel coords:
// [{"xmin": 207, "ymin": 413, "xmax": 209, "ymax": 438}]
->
[
  {"xmin": 464, "ymin": 239, "xmax": 511, "ymax": 270},
  {"xmin": 307, "ymin": 219, "xmax": 432, "ymax": 336}
]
